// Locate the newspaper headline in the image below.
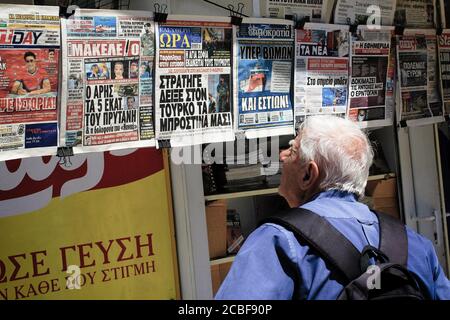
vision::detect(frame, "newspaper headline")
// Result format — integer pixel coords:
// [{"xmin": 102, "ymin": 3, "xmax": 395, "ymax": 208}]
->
[
  {"xmin": 155, "ymin": 17, "xmax": 234, "ymax": 147},
  {"xmin": 234, "ymin": 19, "xmax": 294, "ymax": 138},
  {"xmin": 294, "ymin": 23, "xmax": 350, "ymax": 126},
  {"xmin": 60, "ymin": 9, "xmax": 155, "ymax": 153}
]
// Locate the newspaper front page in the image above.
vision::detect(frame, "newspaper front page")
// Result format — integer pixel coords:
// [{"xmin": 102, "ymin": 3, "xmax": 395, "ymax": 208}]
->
[
  {"xmin": 0, "ymin": 5, "xmax": 60, "ymax": 161},
  {"xmin": 348, "ymin": 26, "xmax": 394, "ymax": 128},
  {"xmin": 394, "ymin": 0, "xmax": 436, "ymax": 28},
  {"xmin": 234, "ymin": 18, "xmax": 295, "ymax": 139},
  {"xmin": 438, "ymin": 30, "xmax": 450, "ymax": 116},
  {"xmin": 154, "ymin": 16, "xmax": 234, "ymax": 147},
  {"xmin": 265, "ymin": 0, "xmax": 333, "ymax": 23},
  {"xmin": 397, "ymin": 29, "xmax": 444, "ymax": 125},
  {"xmin": 294, "ymin": 23, "xmax": 350, "ymax": 126},
  {"xmin": 60, "ymin": 9, "xmax": 155, "ymax": 153},
  {"xmin": 334, "ymin": 0, "xmax": 397, "ymax": 26},
  {"xmin": 439, "ymin": 0, "xmax": 450, "ymax": 28}
]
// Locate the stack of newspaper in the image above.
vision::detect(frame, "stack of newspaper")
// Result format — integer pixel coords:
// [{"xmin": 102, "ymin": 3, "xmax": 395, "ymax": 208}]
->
[{"xmin": 223, "ymin": 148, "xmax": 267, "ymax": 192}]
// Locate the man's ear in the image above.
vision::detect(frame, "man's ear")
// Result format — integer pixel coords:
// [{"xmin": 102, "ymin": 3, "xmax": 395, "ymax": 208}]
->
[{"xmin": 300, "ymin": 161, "xmax": 319, "ymax": 190}]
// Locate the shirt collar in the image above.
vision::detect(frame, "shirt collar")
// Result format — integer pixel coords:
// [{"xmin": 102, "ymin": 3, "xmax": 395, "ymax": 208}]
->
[
  {"xmin": 309, "ymin": 189, "xmax": 358, "ymax": 202},
  {"xmin": 302, "ymin": 189, "xmax": 376, "ymax": 222}
]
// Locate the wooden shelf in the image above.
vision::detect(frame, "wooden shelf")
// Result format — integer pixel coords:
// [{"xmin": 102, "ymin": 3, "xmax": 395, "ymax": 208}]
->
[
  {"xmin": 367, "ymin": 173, "xmax": 396, "ymax": 181},
  {"xmin": 204, "ymin": 173, "xmax": 395, "ymax": 201},
  {"xmin": 204, "ymin": 187, "xmax": 279, "ymax": 201},
  {"xmin": 210, "ymin": 255, "xmax": 236, "ymax": 266}
]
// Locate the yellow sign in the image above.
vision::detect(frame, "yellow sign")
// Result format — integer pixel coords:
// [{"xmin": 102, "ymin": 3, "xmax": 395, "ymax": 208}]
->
[{"xmin": 0, "ymin": 148, "xmax": 179, "ymax": 300}]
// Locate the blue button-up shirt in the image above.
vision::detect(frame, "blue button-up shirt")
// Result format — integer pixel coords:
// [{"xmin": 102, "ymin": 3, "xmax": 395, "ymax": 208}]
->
[{"xmin": 215, "ymin": 190, "xmax": 450, "ymax": 300}]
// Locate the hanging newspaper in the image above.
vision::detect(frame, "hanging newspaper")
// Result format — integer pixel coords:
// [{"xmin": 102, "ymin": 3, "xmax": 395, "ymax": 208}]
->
[
  {"xmin": 234, "ymin": 18, "xmax": 294, "ymax": 139},
  {"xmin": 438, "ymin": 30, "xmax": 450, "ymax": 116},
  {"xmin": 348, "ymin": 26, "xmax": 394, "ymax": 128},
  {"xmin": 294, "ymin": 23, "xmax": 350, "ymax": 127},
  {"xmin": 60, "ymin": 9, "xmax": 155, "ymax": 153},
  {"xmin": 394, "ymin": 0, "xmax": 436, "ymax": 28},
  {"xmin": 0, "ymin": 5, "xmax": 60, "ymax": 161},
  {"xmin": 397, "ymin": 29, "xmax": 444, "ymax": 126},
  {"xmin": 154, "ymin": 16, "xmax": 234, "ymax": 147},
  {"xmin": 334, "ymin": 0, "xmax": 397, "ymax": 26},
  {"xmin": 265, "ymin": 0, "xmax": 334, "ymax": 23},
  {"xmin": 439, "ymin": 0, "xmax": 450, "ymax": 28}
]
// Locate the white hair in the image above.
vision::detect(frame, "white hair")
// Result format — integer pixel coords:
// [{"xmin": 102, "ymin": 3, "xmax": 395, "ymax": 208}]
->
[{"xmin": 297, "ymin": 115, "xmax": 373, "ymax": 198}]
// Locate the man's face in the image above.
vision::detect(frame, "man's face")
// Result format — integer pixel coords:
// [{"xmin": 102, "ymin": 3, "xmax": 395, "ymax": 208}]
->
[
  {"xmin": 127, "ymin": 98, "xmax": 134, "ymax": 108},
  {"xmin": 131, "ymin": 63, "xmax": 138, "ymax": 72},
  {"xmin": 49, "ymin": 51, "xmax": 55, "ymax": 60},
  {"xmin": 92, "ymin": 65, "xmax": 99, "ymax": 74},
  {"xmin": 25, "ymin": 55, "xmax": 37, "ymax": 73},
  {"xmin": 114, "ymin": 64, "xmax": 123, "ymax": 76},
  {"xmin": 279, "ymin": 134, "xmax": 306, "ymax": 205},
  {"xmin": 144, "ymin": 25, "xmax": 151, "ymax": 34}
]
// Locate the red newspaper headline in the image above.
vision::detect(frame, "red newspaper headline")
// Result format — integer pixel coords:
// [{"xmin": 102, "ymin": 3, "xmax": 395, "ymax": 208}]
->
[
  {"xmin": 439, "ymin": 33, "xmax": 450, "ymax": 48},
  {"xmin": 67, "ymin": 40, "xmax": 141, "ymax": 57},
  {"xmin": 307, "ymin": 58, "xmax": 348, "ymax": 71},
  {"xmin": 0, "ymin": 96, "xmax": 56, "ymax": 112}
]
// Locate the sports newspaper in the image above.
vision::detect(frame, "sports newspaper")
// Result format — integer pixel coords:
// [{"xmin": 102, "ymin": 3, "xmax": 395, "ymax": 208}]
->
[
  {"xmin": 154, "ymin": 16, "xmax": 234, "ymax": 147},
  {"xmin": 60, "ymin": 9, "xmax": 156, "ymax": 153},
  {"xmin": 0, "ymin": 5, "xmax": 60, "ymax": 161},
  {"xmin": 234, "ymin": 18, "xmax": 294, "ymax": 139}
]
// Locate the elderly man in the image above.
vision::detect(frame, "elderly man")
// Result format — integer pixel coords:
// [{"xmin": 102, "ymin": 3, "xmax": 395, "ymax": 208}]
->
[{"xmin": 215, "ymin": 115, "xmax": 450, "ymax": 300}]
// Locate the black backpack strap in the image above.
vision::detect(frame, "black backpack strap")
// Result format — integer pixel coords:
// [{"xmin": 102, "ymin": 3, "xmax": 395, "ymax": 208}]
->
[
  {"xmin": 373, "ymin": 211, "xmax": 408, "ymax": 266},
  {"xmin": 259, "ymin": 207, "xmax": 362, "ymax": 284}
]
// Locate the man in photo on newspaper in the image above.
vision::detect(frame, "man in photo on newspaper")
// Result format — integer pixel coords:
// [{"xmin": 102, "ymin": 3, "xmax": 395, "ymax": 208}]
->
[{"xmin": 10, "ymin": 51, "xmax": 51, "ymax": 95}]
